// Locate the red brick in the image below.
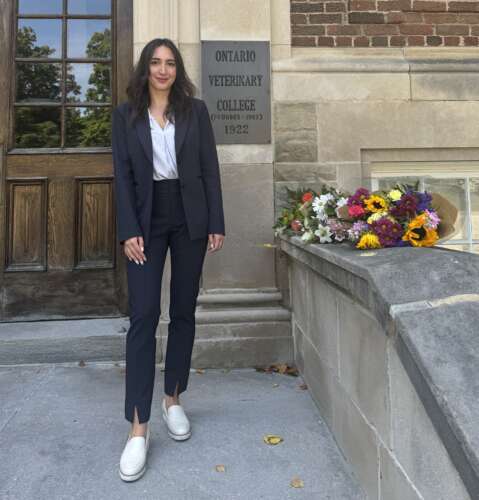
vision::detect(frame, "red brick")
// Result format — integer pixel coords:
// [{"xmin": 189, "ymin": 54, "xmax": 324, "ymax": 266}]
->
[
  {"xmin": 412, "ymin": 1, "xmax": 447, "ymax": 12},
  {"xmin": 363, "ymin": 23, "xmax": 400, "ymax": 34},
  {"xmin": 444, "ymin": 36, "xmax": 461, "ymax": 45},
  {"xmin": 349, "ymin": 12, "xmax": 386, "ymax": 23},
  {"xmin": 399, "ymin": 23, "xmax": 434, "ymax": 34},
  {"xmin": 348, "ymin": 0, "xmax": 376, "ymax": 10},
  {"xmin": 291, "ymin": 1, "xmax": 324, "ymax": 12},
  {"xmin": 371, "ymin": 36, "xmax": 389, "ymax": 45},
  {"xmin": 403, "ymin": 12, "xmax": 424, "ymax": 22},
  {"xmin": 325, "ymin": 2, "xmax": 347, "ymax": 12},
  {"xmin": 422, "ymin": 13, "xmax": 458, "ymax": 23},
  {"xmin": 457, "ymin": 13, "xmax": 479, "ymax": 23},
  {"xmin": 391, "ymin": 35, "xmax": 407, "ymax": 45},
  {"xmin": 426, "ymin": 35, "xmax": 443, "ymax": 45},
  {"xmin": 436, "ymin": 24, "xmax": 469, "ymax": 35},
  {"xmin": 353, "ymin": 36, "xmax": 370, "ymax": 46},
  {"xmin": 448, "ymin": 2, "xmax": 479, "ymax": 13},
  {"xmin": 326, "ymin": 24, "xmax": 361, "ymax": 35},
  {"xmin": 407, "ymin": 35, "xmax": 426, "ymax": 45},
  {"xmin": 292, "ymin": 36, "xmax": 317, "ymax": 46},
  {"xmin": 464, "ymin": 36, "xmax": 479, "ymax": 45},
  {"xmin": 292, "ymin": 24, "xmax": 326, "ymax": 35},
  {"xmin": 317, "ymin": 36, "xmax": 336, "ymax": 46},
  {"xmin": 309, "ymin": 13, "xmax": 343, "ymax": 23},
  {"xmin": 387, "ymin": 11, "xmax": 405, "ymax": 23},
  {"xmin": 291, "ymin": 13, "xmax": 308, "ymax": 24},
  {"xmin": 377, "ymin": 0, "xmax": 403, "ymax": 11},
  {"xmin": 336, "ymin": 36, "xmax": 354, "ymax": 46}
]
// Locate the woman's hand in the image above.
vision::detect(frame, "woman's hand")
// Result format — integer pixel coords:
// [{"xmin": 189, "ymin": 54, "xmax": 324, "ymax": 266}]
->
[
  {"xmin": 207, "ymin": 233, "xmax": 224, "ymax": 253},
  {"xmin": 124, "ymin": 236, "xmax": 147, "ymax": 265}
]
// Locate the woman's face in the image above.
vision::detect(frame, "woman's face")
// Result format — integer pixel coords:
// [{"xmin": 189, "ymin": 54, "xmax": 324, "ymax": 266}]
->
[{"xmin": 148, "ymin": 45, "xmax": 177, "ymax": 93}]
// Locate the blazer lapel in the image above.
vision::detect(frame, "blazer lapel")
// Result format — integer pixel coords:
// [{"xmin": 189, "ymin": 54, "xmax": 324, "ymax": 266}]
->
[
  {"xmin": 135, "ymin": 111, "xmax": 153, "ymax": 166},
  {"xmin": 135, "ymin": 106, "xmax": 190, "ymax": 169},
  {"xmin": 174, "ymin": 108, "xmax": 189, "ymax": 158}
]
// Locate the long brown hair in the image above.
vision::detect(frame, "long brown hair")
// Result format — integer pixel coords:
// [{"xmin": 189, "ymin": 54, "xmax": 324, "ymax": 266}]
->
[{"xmin": 126, "ymin": 38, "xmax": 196, "ymax": 124}]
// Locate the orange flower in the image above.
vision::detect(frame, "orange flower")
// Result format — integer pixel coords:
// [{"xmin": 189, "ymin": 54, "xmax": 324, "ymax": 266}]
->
[
  {"xmin": 402, "ymin": 214, "xmax": 439, "ymax": 247},
  {"xmin": 302, "ymin": 192, "xmax": 314, "ymax": 203}
]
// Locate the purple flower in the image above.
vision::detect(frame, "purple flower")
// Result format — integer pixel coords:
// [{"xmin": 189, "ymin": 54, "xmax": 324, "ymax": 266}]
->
[
  {"xmin": 416, "ymin": 191, "xmax": 432, "ymax": 212},
  {"xmin": 371, "ymin": 217, "xmax": 403, "ymax": 247},
  {"xmin": 424, "ymin": 209, "xmax": 440, "ymax": 229},
  {"xmin": 347, "ymin": 220, "xmax": 369, "ymax": 241},
  {"xmin": 390, "ymin": 193, "xmax": 417, "ymax": 219},
  {"xmin": 347, "ymin": 188, "xmax": 370, "ymax": 207},
  {"xmin": 329, "ymin": 219, "xmax": 348, "ymax": 242}
]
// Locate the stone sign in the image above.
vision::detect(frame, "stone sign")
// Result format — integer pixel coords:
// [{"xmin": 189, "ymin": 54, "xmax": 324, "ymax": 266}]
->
[{"xmin": 201, "ymin": 41, "xmax": 271, "ymax": 144}]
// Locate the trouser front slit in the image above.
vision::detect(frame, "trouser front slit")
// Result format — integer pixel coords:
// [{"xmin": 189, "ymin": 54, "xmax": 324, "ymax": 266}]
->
[{"xmin": 124, "ymin": 178, "xmax": 208, "ymax": 424}]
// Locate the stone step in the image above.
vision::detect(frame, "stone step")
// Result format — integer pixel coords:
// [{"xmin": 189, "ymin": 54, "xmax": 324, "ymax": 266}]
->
[
  {"xmin": 0, "ymin": 306, "xmax": 292, "ymax": 366},
  {"xmin": 197, "ymin": 289, "xmax": 285, "ymax": 309}
]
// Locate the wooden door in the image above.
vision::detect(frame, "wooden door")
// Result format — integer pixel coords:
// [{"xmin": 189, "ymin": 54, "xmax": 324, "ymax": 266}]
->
[{"xmin": 0, "ymin": 0, "xmax": 132, "ymax": 320}]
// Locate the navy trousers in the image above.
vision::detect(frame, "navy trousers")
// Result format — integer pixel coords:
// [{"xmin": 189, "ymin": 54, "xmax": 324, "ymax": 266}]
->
[{"xmin": 124, "ymin": 178, "xmax": 208, "ymax": 424}]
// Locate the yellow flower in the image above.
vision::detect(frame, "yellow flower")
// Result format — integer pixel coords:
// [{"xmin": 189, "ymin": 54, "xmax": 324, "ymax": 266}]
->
[
  {"xmin": 388, "ymin": 189, "xmax": 402, "ymax": 202},
  {"xmin": 364, "ymin": 195, "xmax": 388, "ymax": 213},
  {"xmin": 367, "ymin": 211, "xmax": 388, "ymax": 224},
  {"xmin": 402, "ymin": 214, "xmax": 439, "ymax": 247},
  {"xmin": 356, "ymin": 232, "xmax": 381, "ymax": 249}
]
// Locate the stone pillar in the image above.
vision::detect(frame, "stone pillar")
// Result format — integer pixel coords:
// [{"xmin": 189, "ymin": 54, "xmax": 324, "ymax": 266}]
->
[{"xmin": 199, "ymin": 0, "xmax": 276, "ymax": 290}]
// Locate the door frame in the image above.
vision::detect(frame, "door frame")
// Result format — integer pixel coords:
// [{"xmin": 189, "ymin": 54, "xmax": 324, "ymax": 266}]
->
[{"xmin": 0, "ymin": 0, "xmax": 133, "ymax": 319}]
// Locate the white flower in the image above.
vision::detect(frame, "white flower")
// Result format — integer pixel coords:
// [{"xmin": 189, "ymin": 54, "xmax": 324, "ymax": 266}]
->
[
  {"xmin": 314, "ymin": 224, "xmax": 333, "ymax": 243},
  {"xmin": 301, "ymin": 231, "xmax": 315, "ymax": 243},
  {"xmin": 319, "ymin": 193, "xmax": 334, "ymax": 205},
  {"xmin": 315, "ymin": 209, "xmax": 328, "ymax": 222},
  {"xmin": 336, "ymin": 197, "xmax": 348, "ymax": 208},
  {"xmin": 311, "ymin": 196, "xmax": 323, "ymax": 214},
  {"xmin": 335, "ymin": 197, "xmax": 348, "ymax": 217}
]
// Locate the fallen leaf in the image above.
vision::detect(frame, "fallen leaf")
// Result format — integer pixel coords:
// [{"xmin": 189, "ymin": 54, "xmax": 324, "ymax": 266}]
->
[
  {"xmin": 272, "ymin": 383, "xmax": 279, "ymax": 388},
  {"xmin": 290, "ymin": 477, "xmax": 304, "ymax": 488},
  {"xmin": 263, "ymin": 434, "xmax": 283, "ymax": 445},
  {"xmin": 298, "ymin": 383, "xmax": 308, "ymax": 390},
  {"xmin": 78, "ymin": 360, "xmax": 86, "ymax": 367},
  {"xmin": 196, "ymin": 368, "xmax": 205, "ymax": 374},
  {"xmin": 215, "ymin": 464, "xmax": 225, "ymax": 472}
]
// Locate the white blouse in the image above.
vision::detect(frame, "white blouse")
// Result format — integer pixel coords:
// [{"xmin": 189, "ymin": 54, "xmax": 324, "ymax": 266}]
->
[{"xmin": 148, "ymin": 108, "xmax": 178, "ymax": 180}]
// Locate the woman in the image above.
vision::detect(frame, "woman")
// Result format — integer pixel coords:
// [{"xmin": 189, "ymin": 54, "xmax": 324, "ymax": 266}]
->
[{"xmin": 113, "ymin": 38, "xmax": 225, "ymax": 482}]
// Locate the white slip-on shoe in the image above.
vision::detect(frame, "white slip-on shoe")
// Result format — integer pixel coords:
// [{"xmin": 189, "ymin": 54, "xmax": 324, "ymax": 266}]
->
[
  {"xmin": 162, "ymin": 398, "xmax": 191, "ymax": 441},
  {"xmin": 119, "ymin": 425, "xmax": 150, "ymax": 482}
]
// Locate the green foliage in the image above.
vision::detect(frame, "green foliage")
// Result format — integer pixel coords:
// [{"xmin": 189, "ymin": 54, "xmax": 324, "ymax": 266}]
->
[{"xmin": 15, "ymin": 25, "xmax": 111, "ymax": 148}]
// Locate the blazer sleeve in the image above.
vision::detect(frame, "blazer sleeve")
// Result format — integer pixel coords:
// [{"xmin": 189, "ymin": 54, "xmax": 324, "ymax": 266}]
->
[
  {"xmin": 112, "ymin": 106, "xmax": 142, "ymax": 245},
  {"xmin": 198, "ymin": 100, "xmax": 226, "ymax": 236}
]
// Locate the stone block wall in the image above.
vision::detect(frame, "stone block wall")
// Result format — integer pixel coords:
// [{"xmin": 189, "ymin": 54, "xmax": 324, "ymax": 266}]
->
[
  {"xmin": 282, "ymin": 237, "xmax": 476, "ymax": 499},
  {"xmin": 290, "ymin": 0, "xmax": 479, "ymax": 47}
]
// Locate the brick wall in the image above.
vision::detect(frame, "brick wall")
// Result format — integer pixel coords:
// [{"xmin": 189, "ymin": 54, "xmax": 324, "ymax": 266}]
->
[{"xmin": 291, "ymin": 0, "xmax": 479, "ymax": 47}]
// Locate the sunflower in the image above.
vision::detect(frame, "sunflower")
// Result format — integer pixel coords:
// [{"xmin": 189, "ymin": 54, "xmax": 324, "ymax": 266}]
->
[
  {"xmin": 402, "ymin": 214, "xmax": 439, "ymax": 247},
  {"xmin": 364, "ymin": 195, "xmax": 388, "ymax": 213},
  {"xmin": 356, "ymin": 232, "xmax": 381, "ymax": 249}
]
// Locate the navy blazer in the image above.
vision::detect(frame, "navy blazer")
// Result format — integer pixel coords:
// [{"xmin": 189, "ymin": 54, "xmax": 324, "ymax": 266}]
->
[{"xmin": 112, "ymin": 96, "xmax": 225, "ymax": 247}]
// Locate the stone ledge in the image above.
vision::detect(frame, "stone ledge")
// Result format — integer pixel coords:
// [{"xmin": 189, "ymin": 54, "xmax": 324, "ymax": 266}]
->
[
  {"xmin": 279, "ymin": 234, "xmax": 479, "ymax": 499},
  {"xmin": 275, "ymin": 47, "xmax": 479, "ymax": 73}
]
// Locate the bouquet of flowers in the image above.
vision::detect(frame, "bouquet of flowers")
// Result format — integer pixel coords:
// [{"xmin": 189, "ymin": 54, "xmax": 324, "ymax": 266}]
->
[
  {"xmin": 337, "ymin": 183, "xmax": 458, "ymax": 249},
  {"xmin": 273, "ymin": 186, "xmax": 351, "ymax": 244}
]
